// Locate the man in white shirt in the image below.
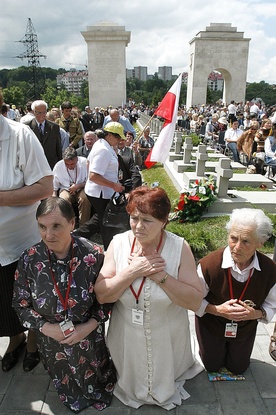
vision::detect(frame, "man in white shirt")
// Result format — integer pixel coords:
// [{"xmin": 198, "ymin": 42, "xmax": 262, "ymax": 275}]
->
[
  {"xmin": 53, "ymin": 147, "xmax": 91, "ymax": 226},
  {"xmin": 250, "ymin": 102, "xmax": 260, "ymax": 118},
  {"xmin": 0, "ymin": 90, "xmax": 53, "ymax": 372},
  {"xmin": 224, "ymin": 120, "xmax": 243, "ymax": 162},
  {"xmin": 227, "ymin": 100, "xmax": 237, "ymax": 124}
]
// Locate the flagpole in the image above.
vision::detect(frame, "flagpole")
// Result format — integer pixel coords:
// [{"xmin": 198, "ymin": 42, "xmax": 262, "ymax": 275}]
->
[{"xmin": 134, "ymin": 112, "xmax": 158, "ymax": 143}]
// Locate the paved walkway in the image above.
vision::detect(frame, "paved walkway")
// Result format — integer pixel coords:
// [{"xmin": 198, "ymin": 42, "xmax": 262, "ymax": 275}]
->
[{"xmin": 0, "ymin": 311, "xmax": 275, "ymax": 415}]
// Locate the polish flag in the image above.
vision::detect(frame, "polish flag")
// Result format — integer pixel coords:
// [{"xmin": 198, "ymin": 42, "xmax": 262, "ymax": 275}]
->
[{"xmin": 144, "ymin": 73, "xmax": 182, "ymax": 169}]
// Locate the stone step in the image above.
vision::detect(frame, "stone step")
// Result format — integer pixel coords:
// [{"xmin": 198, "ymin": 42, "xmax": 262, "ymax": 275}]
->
[{"xmin": 205, "ymin": 190, "xmax": 276, "ymax": 215}]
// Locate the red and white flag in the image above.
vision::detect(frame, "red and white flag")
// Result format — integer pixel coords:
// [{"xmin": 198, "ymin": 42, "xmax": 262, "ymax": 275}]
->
[{"xmin": 144, "ymin": 73, "xmax": 182, "ymax": 169}]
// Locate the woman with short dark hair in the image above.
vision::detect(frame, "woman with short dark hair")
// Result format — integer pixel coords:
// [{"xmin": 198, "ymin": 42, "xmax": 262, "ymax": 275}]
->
[{"xmin": 13, "ymin": 197, "xmax": 116, "ymax": 412}]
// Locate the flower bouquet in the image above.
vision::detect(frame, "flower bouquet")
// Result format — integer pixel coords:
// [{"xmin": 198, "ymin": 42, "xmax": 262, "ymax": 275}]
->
[{"xmin": 171, "ymin": 177, "xmax": 217, "ymax": 223}]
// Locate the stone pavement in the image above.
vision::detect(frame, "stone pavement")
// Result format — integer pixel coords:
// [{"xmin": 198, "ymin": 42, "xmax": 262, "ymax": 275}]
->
[{"xmin": 0, "ymin": 311, "xmax": 275, "ymax": 415}]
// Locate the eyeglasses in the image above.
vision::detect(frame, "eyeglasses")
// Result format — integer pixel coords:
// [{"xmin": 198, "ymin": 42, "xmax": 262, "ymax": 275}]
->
[{"xmin": 34, "ymin": 111, "xmax": 47, "ymax": 115}]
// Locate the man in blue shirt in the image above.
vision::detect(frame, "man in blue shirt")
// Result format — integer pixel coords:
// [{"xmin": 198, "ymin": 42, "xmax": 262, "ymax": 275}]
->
[{"xmin": 102, "ymin": 109, "xmax": 136, "ymax": 138}]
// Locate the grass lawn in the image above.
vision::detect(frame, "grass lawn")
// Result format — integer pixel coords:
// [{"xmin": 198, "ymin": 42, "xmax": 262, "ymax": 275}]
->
[{"xmin": 141, "ymin": 164, "xmax": 276, "ymax": 260}]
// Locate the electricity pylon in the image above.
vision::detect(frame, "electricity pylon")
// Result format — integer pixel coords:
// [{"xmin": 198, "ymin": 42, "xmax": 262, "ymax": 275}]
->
[{"xmin": 16, "ymin": 18, "xmax": 46, "ymax": 100}]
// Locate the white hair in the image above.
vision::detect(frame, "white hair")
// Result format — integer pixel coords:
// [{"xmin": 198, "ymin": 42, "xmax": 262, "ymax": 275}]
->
[
  {"xmin": 226, "ymin": 208, "xmax": 273, "ymax": 243},
  {"xmin": 31, "ymin": 100, "xmax": 48, "ymax": 111}
]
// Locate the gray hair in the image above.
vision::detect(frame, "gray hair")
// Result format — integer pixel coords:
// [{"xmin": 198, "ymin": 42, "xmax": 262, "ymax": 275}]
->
[
  {"xmin": 226, "ymin": 208, "xmax": 273, "ymax": 243},
  {"xmin": 36, "ymin": 197, "xmax": 75, "ymax": 222},
  {"xmin": 31, "ymin": 100, "xmax": 48, "ymax": 111},
  {"xmin": 63, "ymin": 147, "xmax": 77, "ymax": 160}
]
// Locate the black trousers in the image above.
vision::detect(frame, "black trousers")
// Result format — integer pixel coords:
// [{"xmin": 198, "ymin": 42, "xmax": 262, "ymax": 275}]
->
[
  {"xmin": 195, "ymin": 315, "xmax": 257, "ymax": 374},
  {"xmin": 0, "ymin": 261, "xmax": 25, "ymax": 337},
  {"xmin": 86, "ymin": 195, "xmax": 113, "ymax": 251}
]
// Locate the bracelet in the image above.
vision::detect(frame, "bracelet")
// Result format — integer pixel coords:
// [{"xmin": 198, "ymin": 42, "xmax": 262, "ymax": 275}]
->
[
  {"xmin": 260, "ymin": 306, "xmax": 267, "ymax": 320},
  {"xmin": 159, "ymin": 273, "xmax": 169, "ymax": 284}
]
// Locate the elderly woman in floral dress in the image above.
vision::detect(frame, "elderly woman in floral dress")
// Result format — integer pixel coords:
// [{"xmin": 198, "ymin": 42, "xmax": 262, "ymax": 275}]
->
[{"xmin": 13, "ymin": 197, "xmax": 116, "ymax": 413}]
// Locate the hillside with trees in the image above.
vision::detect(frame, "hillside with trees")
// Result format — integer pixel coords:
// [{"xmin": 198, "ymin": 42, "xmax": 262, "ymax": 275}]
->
[{"xmin": 0, "ymin": 66, "xmax": 275, "ymax": 110}]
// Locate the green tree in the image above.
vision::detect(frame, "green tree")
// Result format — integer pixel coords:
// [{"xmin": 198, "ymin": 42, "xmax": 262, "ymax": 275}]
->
[
  {"xmin": 2, "ymin": 86, "xmax": 25, "ymax": 107},
  {"xmin": 246, "ymin": 81, "xmax": 276, "ymax": 106}
]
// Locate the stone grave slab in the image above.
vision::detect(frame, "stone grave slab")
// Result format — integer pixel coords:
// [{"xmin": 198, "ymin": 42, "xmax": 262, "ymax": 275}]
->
[{"xmin": 182, "ymin": 172, "xmax": 274, "ymax": 189}]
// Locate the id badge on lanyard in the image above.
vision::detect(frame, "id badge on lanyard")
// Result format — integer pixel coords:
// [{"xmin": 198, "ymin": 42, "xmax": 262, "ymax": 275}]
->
[{"xmin": 225, "ymin": 322, "xmax": 238, "ymax": 338}]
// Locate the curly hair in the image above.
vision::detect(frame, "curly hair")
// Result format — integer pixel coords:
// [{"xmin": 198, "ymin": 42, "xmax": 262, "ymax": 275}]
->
[
  {"xmin": 126, "ymin": 186, "xmax": 171, "ymax": 223},
  {"xmin": 226, "ymin": 208, "xmax": 273, "ymax": 243}
]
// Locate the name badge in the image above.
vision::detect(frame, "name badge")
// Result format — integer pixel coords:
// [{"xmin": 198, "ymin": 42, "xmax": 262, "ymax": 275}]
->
[
  {"xmin": 225, "ymin": 322, "xmax": 238, "ymax": 338},
  {"xmin": 132, "ymin": 309, "xmax": 144, "ymax": 325},
  {"xmin": 59, "ymin": 320, "xmax": 75, "ymax": 338}
]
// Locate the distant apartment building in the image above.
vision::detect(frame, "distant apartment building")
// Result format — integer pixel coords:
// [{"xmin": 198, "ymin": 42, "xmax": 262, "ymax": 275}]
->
[
  {"xmin": 56, "ymin": 70, "xmax": 88, "ymax": 96},
  {"xmin": 158, "ymin": 66, "xmax": 172, "ymax": 81},
  {"xmin": 207, "ymin": 71, "xmax": 224, "ymax": 91},
  {"xmin": 182, "ymin": 71, "xmax": 223, "ymax": 91},
  {"xmin": 126, "ymin": 66, "xmax": 148, "ymax": 81},
  {"xmin": 126, "ymin": 67, "xmax": 223, "ymax": 88},
  {"xmin": 126, "ymin": 69, "xmax": 134, "ymax": 79}
]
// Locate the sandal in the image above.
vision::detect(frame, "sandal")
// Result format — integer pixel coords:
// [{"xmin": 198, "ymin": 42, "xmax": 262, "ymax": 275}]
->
[{"xmin": 269, "ymin": 335, "xmax": 276, "ymax": 362}]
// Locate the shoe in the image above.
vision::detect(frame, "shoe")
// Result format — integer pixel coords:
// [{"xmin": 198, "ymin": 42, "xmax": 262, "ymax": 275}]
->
[
  {"xmin": 23, "ymin": 349, "xmax": 40, "ymax": 372},
  {"xmin": 2, "ymin": 337, "xmax": 26, "ymax": 372},
  {"xmin": 269, "ymin": 335, "xmax": 276, "ymax": 362}
]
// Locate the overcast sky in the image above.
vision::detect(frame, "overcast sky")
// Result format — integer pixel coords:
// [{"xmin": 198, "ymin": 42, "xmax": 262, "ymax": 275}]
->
[{"xmin": 1, "ymin": 0, "xmax": 276, "ymax": 84}]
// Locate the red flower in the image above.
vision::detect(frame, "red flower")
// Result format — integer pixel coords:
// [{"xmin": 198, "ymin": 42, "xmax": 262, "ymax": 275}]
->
[
  {"xmin": 177, "ymin": 193, "xmax": 186, "ymax": 210},
  {"xmin": 178, "ymin": 199, "xmax": 185, "ymax": 210},
  {"xmin": 188, "ymin": 195, "xmax": 200, "ymax": 201}
]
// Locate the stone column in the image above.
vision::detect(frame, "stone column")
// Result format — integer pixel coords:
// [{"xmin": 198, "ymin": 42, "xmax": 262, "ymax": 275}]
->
[
  {"xmin": 216, "ymin": 158, "xmax": 233, "ymax": 197},
  {"xmin": 195, "ymin": 144, "xmax": 208, "ymax": 176},
  {"xmin": 81, "ymin": 22, "xmax": 130, "ymax": 108}
]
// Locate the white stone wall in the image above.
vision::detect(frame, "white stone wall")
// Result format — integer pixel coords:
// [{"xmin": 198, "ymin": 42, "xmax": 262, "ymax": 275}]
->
[{"xmin": 81, "ymin": 23, "xmax": 130, "ymax": 108}]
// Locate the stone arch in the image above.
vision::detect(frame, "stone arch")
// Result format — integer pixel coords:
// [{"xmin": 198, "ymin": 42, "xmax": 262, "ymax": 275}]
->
[{"xmin": 186, "ymin": 23, "xmax": 250, "ymax": 107}]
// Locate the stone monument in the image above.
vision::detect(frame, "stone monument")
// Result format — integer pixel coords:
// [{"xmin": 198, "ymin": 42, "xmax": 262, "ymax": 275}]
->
[
  {"xmin": 81, "ymin": 22, "xmax": 131, "ymax": 108},
  {"xmin": 186, "ymin": 23, "xmax": 250, "ymax": 108}
]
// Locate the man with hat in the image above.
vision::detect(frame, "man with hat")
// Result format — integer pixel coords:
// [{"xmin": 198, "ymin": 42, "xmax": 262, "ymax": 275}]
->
[{"xmin": 85, "ymin": 122, "xmax": 126, "ymax": 250}]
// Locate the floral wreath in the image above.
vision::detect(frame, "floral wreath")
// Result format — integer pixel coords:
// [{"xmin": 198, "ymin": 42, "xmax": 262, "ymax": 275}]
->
[{"xmin": 170, "ymin": 177, "xmax": 217, "ymax": 223}]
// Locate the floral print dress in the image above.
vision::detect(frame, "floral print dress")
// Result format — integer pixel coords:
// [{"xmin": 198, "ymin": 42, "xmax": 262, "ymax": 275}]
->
[{"xmin": 13, "ymin": 236, "xmax": 116, "ymax": 413}]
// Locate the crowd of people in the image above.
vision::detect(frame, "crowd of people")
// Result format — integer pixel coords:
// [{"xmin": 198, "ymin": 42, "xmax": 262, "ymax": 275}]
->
[
  {"xmin": 173, "ymin": 100, "xmax": 276, "ymax": 178},
  {"xmin": 0, "ymin": 90, "xmax": 276, "ymax": 413}
]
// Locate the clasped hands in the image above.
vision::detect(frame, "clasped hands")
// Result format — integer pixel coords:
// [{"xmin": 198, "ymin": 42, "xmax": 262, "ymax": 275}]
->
[
  {"xmin": 127, "ymin": 249, "xmax": 166, "ymax": 278},
  {"xmin": 41, "ymin": 319, "xmax": 98, "ymax": 345},
  {"xmin": 215, "ymin": 299, "xmax": 258, "ymax": 322},
  {"xmin": 68, "ymin": 183, "xmax": 79, "ymax": 195}
]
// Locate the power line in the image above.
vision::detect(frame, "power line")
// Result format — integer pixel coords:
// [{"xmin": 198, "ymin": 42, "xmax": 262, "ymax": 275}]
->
[{"xmin": 15, "ymin": 17, "xmax": 46, "ymax": 100}]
